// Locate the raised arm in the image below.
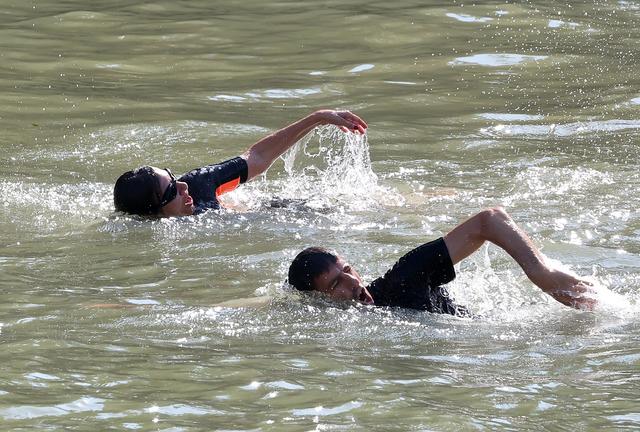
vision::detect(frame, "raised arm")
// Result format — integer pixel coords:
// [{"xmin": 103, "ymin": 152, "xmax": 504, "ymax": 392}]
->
[
  {"xmin": 241, "ymin": 109, "xmax": 367, "ymax": 181},
  {"xmin": 442, "ymin": 207, "xmax": 597, "ymax": 310}
]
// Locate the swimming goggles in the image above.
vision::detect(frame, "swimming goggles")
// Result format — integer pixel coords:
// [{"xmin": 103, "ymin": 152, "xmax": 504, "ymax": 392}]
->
[{"xmin": 158, "ymin": 168, "xmax": 177, "ymax": 208}]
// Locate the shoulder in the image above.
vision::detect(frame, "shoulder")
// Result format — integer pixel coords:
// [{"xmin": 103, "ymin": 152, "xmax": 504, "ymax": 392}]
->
[{"xmin": 179, "ymin": 157, "xmax": 248, "ymax": 184}]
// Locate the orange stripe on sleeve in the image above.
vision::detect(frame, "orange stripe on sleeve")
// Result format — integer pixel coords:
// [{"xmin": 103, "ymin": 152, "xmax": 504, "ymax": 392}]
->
[{"xmin": 215, "ymin": 177, "xmax": 241, "ymax": 197}]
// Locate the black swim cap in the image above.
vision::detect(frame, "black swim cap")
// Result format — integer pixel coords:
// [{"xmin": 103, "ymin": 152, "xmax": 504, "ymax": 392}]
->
[{"xmin": 113, "ymin": 166, "xmax": 161, "ymax": 215}]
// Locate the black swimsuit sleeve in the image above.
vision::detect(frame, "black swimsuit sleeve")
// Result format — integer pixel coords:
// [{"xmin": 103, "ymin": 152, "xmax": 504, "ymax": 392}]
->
[
  {"xmin": 178, "ymin": 156, "xmax": 248, "ymax": 210},
  {"xmin": 367, "ymin": 238, "xmax": 470, "ymax": 316}
]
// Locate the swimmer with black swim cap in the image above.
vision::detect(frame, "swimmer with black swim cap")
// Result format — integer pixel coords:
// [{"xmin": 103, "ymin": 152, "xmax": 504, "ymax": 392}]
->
[
  {"xmin": 288, "ymin": 208, "xmax": 598, "ymax": 313},
  {"xmin": 114, "ymin": 110, "xmax": 367, "ymax": 217}
]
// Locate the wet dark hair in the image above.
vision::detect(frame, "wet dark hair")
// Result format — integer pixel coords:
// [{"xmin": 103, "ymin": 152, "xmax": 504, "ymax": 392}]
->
[
  {"xmin": 113, "ymin": 166, "xmax": 161, "ymax": 216},
  {"xmin": 287, "ymin": 247, "xmax": 338, "ymax": 291}
]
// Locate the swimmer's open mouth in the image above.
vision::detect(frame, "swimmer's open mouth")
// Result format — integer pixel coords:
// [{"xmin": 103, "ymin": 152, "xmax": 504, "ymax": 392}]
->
[{"xmin": 358, "ymin": 288, "xmax": 374, "ymax": 305}]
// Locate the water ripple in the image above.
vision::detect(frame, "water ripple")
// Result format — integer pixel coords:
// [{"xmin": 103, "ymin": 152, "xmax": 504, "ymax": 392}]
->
[
  {"xmin": 480, "ymin": 119, "xmax": 640, "ymax": 138},
  {"xmin": 1, "ymin": 397, "xmax": 104, "ymax": 420},
  {"xmin": 449, "ymin": 53, "xmax": 547, "ymax": 67}
]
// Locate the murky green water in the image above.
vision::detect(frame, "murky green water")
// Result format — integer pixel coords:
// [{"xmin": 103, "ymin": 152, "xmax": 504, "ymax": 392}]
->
[{"xmin": 2, "ymin": 1, "xmax": 640, "ymax": 430}]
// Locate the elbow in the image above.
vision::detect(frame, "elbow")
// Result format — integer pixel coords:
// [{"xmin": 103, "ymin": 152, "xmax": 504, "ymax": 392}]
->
[{"xmin": 243, "ymin": 151, "xmax": 270, "ymax": 180}]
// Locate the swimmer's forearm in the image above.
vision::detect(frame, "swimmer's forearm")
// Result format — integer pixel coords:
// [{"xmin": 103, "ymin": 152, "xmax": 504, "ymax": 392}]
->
[{"xmin": 242, "ymin": 111, "xmax": 323, "ymax": 180}]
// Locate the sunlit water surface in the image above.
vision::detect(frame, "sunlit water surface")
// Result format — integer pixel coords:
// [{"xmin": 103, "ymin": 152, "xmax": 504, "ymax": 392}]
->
[{"xmin": 1, "ymin": 1, "xmax": 640, "ymax": 430}]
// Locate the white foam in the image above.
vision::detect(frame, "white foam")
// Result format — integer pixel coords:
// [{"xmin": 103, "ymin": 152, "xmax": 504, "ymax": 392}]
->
[{"xmin": 223, "ymin": 125, "xmax": 404, "ymax": 213}]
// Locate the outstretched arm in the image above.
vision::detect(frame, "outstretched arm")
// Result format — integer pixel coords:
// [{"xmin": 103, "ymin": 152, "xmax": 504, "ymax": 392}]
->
[
  {"xmin": 443, "ymin": 207, "xmax": 597, "ymax": 310},
  {"xmin": 241, "ymin": 110, "xmax": 367, "ymax": 181}
]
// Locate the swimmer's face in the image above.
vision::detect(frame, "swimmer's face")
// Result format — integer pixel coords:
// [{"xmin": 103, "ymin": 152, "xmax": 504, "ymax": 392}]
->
[
  {"xmin": 153, "ymin": 167, "xmax": 195, "ymax": 217},
  {"xmin": 311, "ymin": 257, "xmax": 374, "ymax": 305}
]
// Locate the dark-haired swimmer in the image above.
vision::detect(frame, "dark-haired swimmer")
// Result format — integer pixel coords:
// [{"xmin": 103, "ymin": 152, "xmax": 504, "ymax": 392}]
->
[
  {"xmin": 113, "ymin": 110, "xmax": 367, "ymax": 217},
  {"xmin": 288, "ymin": 207, "xmax": 598, "ymax": 315}
]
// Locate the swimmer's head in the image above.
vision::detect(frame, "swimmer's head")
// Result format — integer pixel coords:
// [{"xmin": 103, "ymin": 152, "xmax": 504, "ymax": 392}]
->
[
  {"xmin": 288, "ymin": 247, "xmax": 374, "ymax": 304},
  {"xmin": 288, "ymin": 247, "xmax": 338, "ymax": 291},
  {"xmin": 115, "ymin": 166, "xmax": 194, "ymax": 217},
  {"xmin": 114, "ymin": 166, "xmax": 162, "ymax": 216}
]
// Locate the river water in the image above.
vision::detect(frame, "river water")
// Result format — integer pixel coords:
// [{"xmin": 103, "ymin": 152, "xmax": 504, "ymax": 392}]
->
[{"xmin": 1, "ymin": 1, "xmax": 640, "ymax": 430}]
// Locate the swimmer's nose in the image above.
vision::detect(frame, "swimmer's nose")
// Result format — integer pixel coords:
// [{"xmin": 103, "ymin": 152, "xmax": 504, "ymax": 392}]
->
[{"xmin": 177, "ymin": 181, "xmax": 189, "ymax": 195}]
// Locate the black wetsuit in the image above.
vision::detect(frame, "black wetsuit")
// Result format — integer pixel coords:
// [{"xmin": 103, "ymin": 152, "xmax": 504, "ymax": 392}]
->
[
  {"xmin": 178, "ymin": 156, "xmax": 248, "ymax": 215},
  {"xmin": 366, "ymin": 238, "xmax": 470, "ymax": 317}
]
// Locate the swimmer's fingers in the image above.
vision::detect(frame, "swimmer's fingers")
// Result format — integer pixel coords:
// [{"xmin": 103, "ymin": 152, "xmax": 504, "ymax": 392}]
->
[
  {"xmin": 338, "ymin": 113, "xmax": 367, "ymax": 134},
  {"xmin": 317, "ymin": 109, "xmax": 367, "ymax": 134},
  {"xmin": 546, "ymin": 284, "xmax": 597, "ymax": 311},
  {"xmin": 336, "ymin": 110, "xmax": 368, "ymax": 131},
  {"xmin": 566, "ymin": 293, "xmax": 596, "ymax": 311},
  {"xmin": 547, "ymin": 290, "xmax": 589, "ymax": 310}
]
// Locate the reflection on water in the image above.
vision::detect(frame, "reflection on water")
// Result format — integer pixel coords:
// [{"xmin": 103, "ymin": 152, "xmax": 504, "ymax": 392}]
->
[
  {"xmin": 348, "ymin": 64, "xmax": 375, "ymax": 73},
  {"xmin": 1, "ymin": 0, "xmax": 640, "ymax": 429},
  {"xmin": 481, "ymin": 119, "xmax": 640, "ymax": 138},
  {"xmin": 449, "ymin": 53, "xmax": 548, "ymax": 67},
  {"xmin": 0, "ymin": 397, "xmax": 105, "ymax": 421},
  {"xmin": 446, "ymin": 13, "xmax": 494, "ymax": 23},
  {"xmin": 208, "ymin": 87, "xmax": 324, "ymax": 102}
]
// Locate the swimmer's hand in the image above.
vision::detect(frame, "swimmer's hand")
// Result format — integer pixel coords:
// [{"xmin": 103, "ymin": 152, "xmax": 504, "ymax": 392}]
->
[
  {"xmin": 543, "ymin": 278, "xmax": 598, "ymax": 311},
  {"xmin": 316, "ymin": 110, "xmax": 368, "ymax": 134}
]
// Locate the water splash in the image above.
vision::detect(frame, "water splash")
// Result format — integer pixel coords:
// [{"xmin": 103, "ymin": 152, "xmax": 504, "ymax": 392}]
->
[
  {"xmin": 448, "ymin": 244, "xmax": 640, "ymax": 322},
  {"xmin": 446, "ymin": 244, "xmax": 540, "ymax": 321},
  {"xmin": 279, "ymin": 126, "xmax": 403, "ymax": 211},
  {"xmin": 220, "ymin": 126, "xmax": 403, "ymax": 213},
  {"xmin": 0, "ymin": 180, "xmax": 112, "ymax": 231}
]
